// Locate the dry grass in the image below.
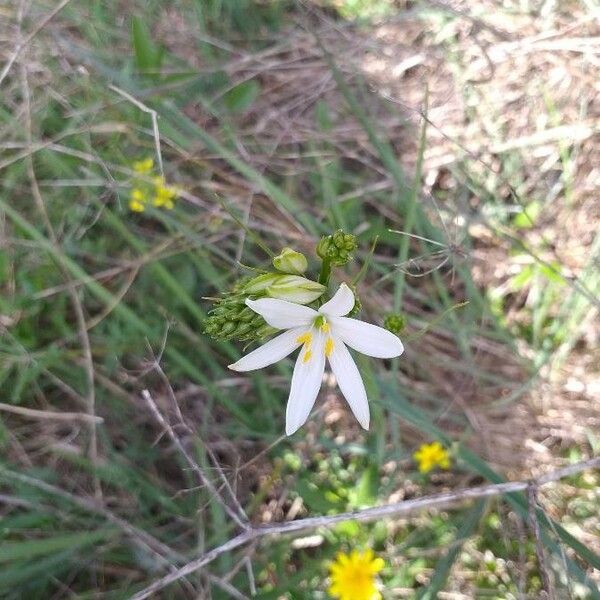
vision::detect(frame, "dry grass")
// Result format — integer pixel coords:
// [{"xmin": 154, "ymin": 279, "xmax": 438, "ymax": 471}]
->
[{"xmin": 0, "ymin": 0, "xmax": 598, "ymax": 596}]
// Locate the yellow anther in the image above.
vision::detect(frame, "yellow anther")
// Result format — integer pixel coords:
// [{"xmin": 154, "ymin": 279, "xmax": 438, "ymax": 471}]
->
[
  {"xmin": 296, "ymin": 332, "xmax": 312, "ymax": 346},
  {"xmin": 302, "ymin": 349, "xmax": 312, "ymax": 364},
  {"xmin": 325, "ymin": 336, "xmax": 334, "ymax": 357},
  {"xmin": 321, "ymin": 322, "xmax": 330, "ymax": 333}
]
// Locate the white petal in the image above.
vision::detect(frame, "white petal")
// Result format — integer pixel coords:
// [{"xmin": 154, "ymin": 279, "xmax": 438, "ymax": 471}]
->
[
  {"xmin": 330, "ymin": 317, "xmax": 404, "ymax": 358},
  {"xmin": 328, "ymin": 338, "xmax": 370, "ymax": 429},
  {"xmin": 245, "ymin": 298, "xmax": 316, "ymax": 329},
  {"xmin": 285, "ymin": 331, "xmax": 326, "ymax": 435},
  {"xmin": 228, "ymin": 328, "xmax": 304, "ymax": 372},
  {"xmin": 319, "ymin": 283, "xmax": 355, "ymax": 317}
]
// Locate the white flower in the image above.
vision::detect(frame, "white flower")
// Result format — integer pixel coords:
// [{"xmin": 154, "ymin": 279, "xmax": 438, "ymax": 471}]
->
[{"xmin": 228, "ymin": 283, "xmax": 404, "ymax": 435}]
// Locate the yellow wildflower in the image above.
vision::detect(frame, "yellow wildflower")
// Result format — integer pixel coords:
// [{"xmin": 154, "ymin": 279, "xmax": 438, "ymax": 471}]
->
[
  {"xmin": 152, "ymin": 176, "xmax": 177, "ymax": 209},
  {"xmin": 413, "ymin": 441, "xmax": 450, "ymax": 474},
  {"xmin": 128, "ymin": 159, "xmax": 179, "ymax": 212},
  {"xmin": 328, "ymin": 549, "xmax": 384, "ymax": 600},
  {"xmin": 133, "ymin": 158, "xmax": 154, "ymax": 174},
  {"xmin": 128, "ymin": 188, "xmax": 147, "ymax": 212}
]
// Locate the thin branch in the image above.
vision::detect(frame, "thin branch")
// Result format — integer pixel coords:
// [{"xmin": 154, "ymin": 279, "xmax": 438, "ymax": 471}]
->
[
  {"xmin": 130, "ymin": 457, "xmax": 600, "ymax": 600},
  {"xmin": 148, "ymin": 358, "xmax": 249, "ymax": 522},
  {"xmin": 141, "ymin": 390, "xmax": 249, "ymax": 530},
  {"xmin": 0, "ymin": 402, "xmax": 103, "ymax": 424},
  {"xmin": 0, "ymin": 0, "xmax": 73, "ymax": 87},
  {"xmin": 109, "ymin": 85, "xmax": 164, "ymax": 176}
]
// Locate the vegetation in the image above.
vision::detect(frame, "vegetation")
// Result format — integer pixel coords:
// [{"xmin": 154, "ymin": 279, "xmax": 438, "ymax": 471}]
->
[{"xmin": 1, "ymin": 1, "xmax": 598, "ymax": 598}]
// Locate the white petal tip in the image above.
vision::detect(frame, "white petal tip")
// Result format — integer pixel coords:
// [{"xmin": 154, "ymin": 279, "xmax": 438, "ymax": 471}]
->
[{"xmin": 285, "ymin": 424, "xmax": 299, "ymax": 436}]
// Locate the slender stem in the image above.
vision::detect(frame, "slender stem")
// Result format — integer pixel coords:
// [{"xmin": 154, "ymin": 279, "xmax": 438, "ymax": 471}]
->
[{"xmin": 318, "ymin": 258, "xmax": 331, "ymax": 286}]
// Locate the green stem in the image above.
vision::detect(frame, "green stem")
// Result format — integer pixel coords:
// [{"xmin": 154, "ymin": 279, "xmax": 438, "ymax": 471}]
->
[
  {"xmin": 318, "ymin": 258, "xmax": 332, "ymax": 286},
  {"xmin": 317, "ymin": 258, "xmax": 332, "ymax": 307}
]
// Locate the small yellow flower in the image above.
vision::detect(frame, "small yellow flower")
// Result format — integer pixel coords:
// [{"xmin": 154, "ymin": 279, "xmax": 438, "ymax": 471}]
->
[
  {"xmin": 328, "ymin": 549, "xmax": 384, "ymax": 600},
  {"xmin": 152, "ymin": 176, "xmax": 177, "ymax": 209},
  {"xmin": 413, "ymin": 441, "xmax": 450, "ymax": 474},
  {"xmin": 128, "ymin": 188, "xmax": 147, "ymax": 212},
  {"xmin": 128, "ymin": 160, "xmax": 179, "ymax": 212},
  {"xmin": 133, "ymin": 158, "xmax": 154, "ymax": 174}
]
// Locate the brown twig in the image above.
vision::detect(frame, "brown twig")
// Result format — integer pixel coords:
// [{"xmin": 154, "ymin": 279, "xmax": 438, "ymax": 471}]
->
[
  {"xmin": 141, "ymin": 390, "xmax": 249, "ymax": 530},
  {"xmin": 130, "ymin": 457, "xmax": 599, "ymax": 600},
  {"xmin": 0, "ymin": 402, "xmax": 103, "ymax": 424}
]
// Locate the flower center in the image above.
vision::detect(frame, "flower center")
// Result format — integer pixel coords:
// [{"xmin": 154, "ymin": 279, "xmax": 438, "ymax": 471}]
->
[{"xmin": 296, "ymin": 320, "xmax": 334, "ymax": 363}]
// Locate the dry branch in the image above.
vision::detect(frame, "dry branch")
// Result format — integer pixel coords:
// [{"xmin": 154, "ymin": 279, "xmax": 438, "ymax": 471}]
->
[{"xmin": 130, "ymin": 457, "xmax": 600, "ymax": 600}]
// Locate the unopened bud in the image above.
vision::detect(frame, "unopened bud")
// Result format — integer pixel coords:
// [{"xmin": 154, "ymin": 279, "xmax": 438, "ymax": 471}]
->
[
  {"xmin": 267, "ymin": 275, "xmax": 326, "ymax": 304},
  {"xmin": 384, "ymin": 313, "xmax": 406, "ymax": 335},
  {"xmin": 316, "ymin": 229, "xmax": 357, "ymax": 266},
  {"xmin": 273, "ymin": 248, "xmax": 308, "ymax": 275},
  {"xmin": 241, "ymin": 273, "xmax": 282, "ymax": 294},
  {"xmin": 242, "ymin": 273, "xmax": 325, "ymax": 305}
]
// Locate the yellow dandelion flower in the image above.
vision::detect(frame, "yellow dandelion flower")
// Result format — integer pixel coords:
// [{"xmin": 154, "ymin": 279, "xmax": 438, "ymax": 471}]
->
[
  {"xmin": 129, "ymin": 188, "xmax": 147, "ymax": 212},
  {"xmin": 133, "ymin": 158, "xmax": 154, "ymax": 174},
  {"xmin": 328, "ymin": 549, "xmax": 384, "ymax": 600},
  {"xmin": 413, "ymin": 441, "xmax": 450, "ymax": 474}
]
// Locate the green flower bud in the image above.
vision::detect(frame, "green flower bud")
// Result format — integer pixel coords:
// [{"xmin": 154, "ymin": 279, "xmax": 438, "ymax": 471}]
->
[
  {"xmin": 242, "ymin": 273, "xmax": 325, "ymax": 305},
  {"xmin": 204, "ymin": 295, "xmax": 270, "ymax": 342},
  {"xmin": 267, "ymin": 275, "xmax": 326, "ymax": 304},
  {"xmin": 316, "ymin": 229, "xmax": 358, "ymax": 266},
  {"xmin": 241, "ymin": 273, "xmax": 282, "ymax": 294},
  {"xmin": 384, "ymin": 313, "xmax": 406, "ymax": 335},
  {"xmin": 273, "ymin": 247, "xmax": 308, "ymax": 275}
]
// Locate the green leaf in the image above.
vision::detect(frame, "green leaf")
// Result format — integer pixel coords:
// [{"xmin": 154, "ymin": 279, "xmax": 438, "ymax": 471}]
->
[
  {"xmin": 131, "ymin": 16, "xmax": 162, "ymax": 73},
  {"xmin": 352, "ymin": 464, "xmax": 378, "ymax": 507},
  {"xmin": 295, "ymin": 477, "xmax": 340, "ymax": 513},
  {"xmin": 510, "ymin": 264, "xmax": 533, "ymax": 290},
  {"xmin": 416, "ymin": 500, "xmax": 485, "ymax": 599},
  {"xmin": 0, "ymin": 529, "xmax": 115, "ymax": 562},
  {"xmin": 513, "ymin": 201, "xmax": 541, "ymax": 229},
  {"xmin": 224, "ymin": 80, "xmax": 261, "ymax": 113}
]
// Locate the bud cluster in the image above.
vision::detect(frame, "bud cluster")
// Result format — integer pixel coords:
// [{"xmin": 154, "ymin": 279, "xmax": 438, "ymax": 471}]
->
[
  {"xmin": 384, "ymin": 313, "xmax": 406, "ymax": 335},
  {"xmin": 204, "ymin": 296, "xmax": 275, "ymax": 342},
  {"xmin": 204, "ymin": 255, "xmax": 325, "ymax": 342},
  {"xmin": 316, "ymin": 230, "xmax": 357, "ymax": 266}
]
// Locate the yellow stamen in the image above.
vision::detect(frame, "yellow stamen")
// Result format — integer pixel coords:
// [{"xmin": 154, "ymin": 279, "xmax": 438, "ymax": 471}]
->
[
  {"xmin": 296, "ymin": 332, "xmax": 312, "ymax": 345},
  {"xmin": 303, "ymin": 350, "xmax": 312, "ymax": 363},
  {"xmin": 321, "ymin": 322, "xmax": 330, "ymax": 333},
  {"xmin": 325, "ymin": 336, "xmax": 334, "ymax": 357}
]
